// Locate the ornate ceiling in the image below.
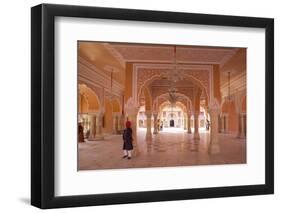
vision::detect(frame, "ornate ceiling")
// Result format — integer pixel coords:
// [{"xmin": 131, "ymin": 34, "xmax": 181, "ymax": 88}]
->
[
  {"xmin": 79, "ymin": 41, "xmax": 246, "ymax": 108},
  {"xmin": 105, "ymin": 43, "xmax": 239, "ymax": 66}
]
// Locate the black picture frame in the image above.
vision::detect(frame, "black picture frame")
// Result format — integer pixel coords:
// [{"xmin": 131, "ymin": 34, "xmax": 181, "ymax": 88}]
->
[{"xmin": 31, "ymin": 3, "xmax": 274, "ymax": 209}]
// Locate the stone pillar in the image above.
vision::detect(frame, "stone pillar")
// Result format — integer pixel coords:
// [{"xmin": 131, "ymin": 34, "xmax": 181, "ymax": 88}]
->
[
  {"xmin": 146, "ymin": 111, "xmax": 152, "ymax": 139},
  {"xmin": 113, "ymin": 115, "xmax": 119, "ymax": 134},
  {"xmin": 244, "ymin": 114, "xmax": 247, "ymax": 136},
  {"xmin": 88, "ymin": 114, "xmax": 97, "ymax": 141},
  {"xmin": 153, "ymin": 113, "xmax": 158, "ymax": 134},
  {"xmin": 95, "ymin": 112, "xmax": 104, "ymax": 140},
  {"xmin": 208, "ymin": 105, "xmax": 220, "ymax": 154},
  {"xmin": 116, "ymin": 115, "xmax": 120, "ymax": 133},
  {"xmin": 218, "ymin": 114, "xmax": 222, "ymax": 133},
  {"xmin": 240, "ymin": 113, "xmax": 246, "ymax": 138},
  {"xmin": 184, "ymin": 117, "xmax": 187, "ymax": 130},
  {"xmin": 187, "ymin": 112, "xmax": 192, "ymax": 134},
  {"xmin": 236, "ymin": 113, "xmax": 241, "ymax": 138},
  {"xmin": 119, "ymin": 113, "xmax": 125, "ymax": 132},
  {"xmin": 127, "ymin": 107, "xmax": 139, "ymax": 156},
  {"xmin": 224, "ymin": 114, "xmax": 229, "ymax": 133},
  {"xmin": 113, "ymin": 115, "xmax": 117, "ymax": 134},
  {"xmin": 220, "ymin": 115, "xmax": 224, "ymax": 133},
  {"xmin": 193, "ymin": 111, "xmax": 200, "ymax": 140}
]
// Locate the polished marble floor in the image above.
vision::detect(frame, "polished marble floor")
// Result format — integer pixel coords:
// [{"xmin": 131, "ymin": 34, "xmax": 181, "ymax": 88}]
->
[{"xmin": 78, "ymin": 128, "xmax": 246, "ymax": 170}]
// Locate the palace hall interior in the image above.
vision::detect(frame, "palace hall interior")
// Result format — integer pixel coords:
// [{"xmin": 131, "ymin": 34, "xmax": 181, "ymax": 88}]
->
[{"xmin": 78, "ymin": 42, "xmax": 246, "ymax": 170}]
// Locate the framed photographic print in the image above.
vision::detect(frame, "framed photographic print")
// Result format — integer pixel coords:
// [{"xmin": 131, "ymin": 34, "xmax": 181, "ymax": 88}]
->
[{"xmin": 31, "ymin": 3, "xmax": 274, "ymax": 209}]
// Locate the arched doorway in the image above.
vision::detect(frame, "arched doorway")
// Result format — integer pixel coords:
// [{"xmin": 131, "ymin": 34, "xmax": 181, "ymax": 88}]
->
[
  {"xmin": 111, "ymin": 98, "xmax": 122, "ymax": 134},
  {"xmin": 221, "ymin": 100, "xmax": 238, "ymax": 134},
  {"xmin": 104, "ymin": 98, "xmax": 113, "ymax": 134},
  {"xmin": 241, "ymin": 96, "xmax": 247, "ymax": 137},
  {"xmin": 78, "ymin": 84, "xmax": 101, "ymax": 140},
  {"xmin": 159, "ymin": 103, "xmax": 185, "ymax": 130}
]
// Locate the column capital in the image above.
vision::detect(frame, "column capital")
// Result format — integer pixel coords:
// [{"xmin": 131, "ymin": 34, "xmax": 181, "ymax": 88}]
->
[
  {"xmin": 126, "ymin": 106, "xmax": 139, "ymax": 116},
  {"xmin": 153, "ymin": 113, "xmax": 158, "ymax": 119},
  {"xmin": 153, "ymin": 111, "xmax": 158, "ymax": 116},
  {"xmin": 208, "ymin": 99, "xmax": 221, "ymax": 113},
  {"xmin": 193, "ymin": 111, "xmax": 200, "ymax": 116},
  {"xmin": 97, "ymin": 112, "xmax": 104, "ymax": 117},
  {"xmin": 145, "ymin": 111, "xmax": 152, "ymax": 117},
  {"xmin": 88, "ymin": 112, "xmax": 97, "ymax": 116},
  {"xmin": 221, "ymin": 112, "xmax": 229, "ymax": 117}
]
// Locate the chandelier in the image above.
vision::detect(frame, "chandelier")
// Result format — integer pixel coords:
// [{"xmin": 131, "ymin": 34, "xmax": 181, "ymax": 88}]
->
[
  {"xmin": 104, "ymin": 65, "xmax": 117, "ymax": 100},
  {"xmin": 226, "ymin": 71, "xmax": 232, "ymax": 102},
  {"xmin": 168, "ymin": 87, "xmax": 178, "ymax": 106},
  {"xmin": 167, "ymin": 46, "xmax": 180, "ymax": 116},
  {"xmin": 167, "ymin": 46, "xmax": 183, "ymax": 83}
]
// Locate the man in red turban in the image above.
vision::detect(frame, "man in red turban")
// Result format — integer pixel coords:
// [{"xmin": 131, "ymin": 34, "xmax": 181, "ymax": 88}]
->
[
  {"xmin": 126, "ymin": 121, "xmax": 131, "ymax": 128},
  {"xmin": 122, "ymin": 120, "xmax": 133, "ymax": 159}
]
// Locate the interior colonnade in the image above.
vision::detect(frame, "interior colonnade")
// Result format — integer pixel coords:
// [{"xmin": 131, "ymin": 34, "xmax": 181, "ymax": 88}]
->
[{"xmin": 78, "ymin": 42, "xmax": 247, "ymax": 158}]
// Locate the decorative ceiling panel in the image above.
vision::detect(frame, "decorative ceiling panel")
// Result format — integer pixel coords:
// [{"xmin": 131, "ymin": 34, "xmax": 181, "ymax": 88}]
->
[{"xmin": 108, "ymin": 44, "xmax": 238, "ymax": 64}]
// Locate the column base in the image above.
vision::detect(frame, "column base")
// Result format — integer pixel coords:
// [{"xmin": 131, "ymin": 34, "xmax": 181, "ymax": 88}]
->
[
  {"xmin": 146, "ymin": 133, "xmax": 152, "ymax": 140},
  {"xmin": 187, "ymin": 129, "xmax": 192, "ymax": 134},
  {"xmin": 239, "ymin": 134, "xmax": 246, "ymax": 139},
  {"xmin": 92, "ymin": 135, "xmax": 104, "ymax": 141},
  {"xmin": 189, "ymin": 143, "xmax": 199, "ymax": 152},
  {"xmin": 153, "ymin": 130, "xmax": 158, "ymax": 134},
  {"xmin": 87, "ymin": 136, "xmax": 95, "ymax": 141},
  {"xmin": 193, "ymin": 132, "xmax": 200, "ymax": 140},
  {"xmin": 208, "ymin": 143, "xmax": 220, "ymax": 154}
]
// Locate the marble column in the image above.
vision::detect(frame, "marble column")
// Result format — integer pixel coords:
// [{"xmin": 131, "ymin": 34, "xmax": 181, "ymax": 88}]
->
[
  {"xmin": 127, "ymin": 107, "xmax": 139, "ymax": 156},
  {"xmin": 153, "ymin": 113, "xmax": 158, "ymax": 134},
  {"xmin": 193, "ymin": 111, "xmax": 200, "ymax": 140},
  {"xmin": 208, "ymin": 105, "xmax": 220, "ymax": 154},
  {"xmin": 236, "ymin": 113, "xmax": 241, "ymax": 138},
  {"xmin": 114, "ymin": 114, "xmax": 120, "ymax": 134},
  {"xmin": 240, "ymin": 113, "xmax": 246, "ymax": 138},
  {"xmin": 187, "ymin": 112, "xmax": 192, "ymax": 134},
  {"xmin": 224, "ymin": 114, "xmax": 229, "ymax": 133},
  {"xmin": 116, "ymin": 114, "xmax": 120, "ymax": 133},
  {"xmin": 220, "ymin": 115, "xmax": 224, "ymax": 133},
  {"xmin": 119, "ymin": 113, "xmax": 125, "ymax": 132},
  {"xmin": 88, "ymin": 114, "xmax": 97, "ymax": 141},
  {"xmin": 95, "ymin": 112, "xmax": 104, "ymax": 140},
  {"xmin": 113, "ymin": 115, "xmax": 117, "ymax": 134},
  {"xmin": 184, "ymin": 117, "xmax": 187, "ymax": 130},
  {"xmin": 146, "ymin": 111, "xmax": 152, "ymax": 139},
  {"xmin": 218, "ymin": 115, "xmax": 222, "ymax": 133}
]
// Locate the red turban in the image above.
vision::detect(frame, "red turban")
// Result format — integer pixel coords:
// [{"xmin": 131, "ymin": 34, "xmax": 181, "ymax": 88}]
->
[{"xmin": 126, "ymin": 121, "xmax": 131, "ymax": 128}]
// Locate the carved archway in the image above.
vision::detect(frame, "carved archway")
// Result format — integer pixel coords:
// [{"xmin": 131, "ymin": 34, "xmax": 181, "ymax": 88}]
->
[
  {"xmin": 153, "ymin": 92, "xmax": 193, "ymax": 113},
  {"xmin": 78, "ymin": 93, "xmax": 89, "ymax": 113},
  {"xmin": 79, "ymin": 84, "xmax": 101, "ymax": 112},
  {"xmin": 221, "ymin": 100, "xmax": 238, "ymax": 133},
  {"xmin": 241, "ymin": 96, "xmax": 246, "ymax": 113},
  {"xmin": 138, "ymin": 74, "xmax": 209, "ymax": 107},
  {"xmin": 111, "ymin": 98, "xmax": 121, "ymax": 113},
  {"xmin": 104, "ymin": 98, "xmax": 113, "ymax": 133},
  {"xmin": 134, "ymin": 64, "xmax": 212, "ymax": 107}
]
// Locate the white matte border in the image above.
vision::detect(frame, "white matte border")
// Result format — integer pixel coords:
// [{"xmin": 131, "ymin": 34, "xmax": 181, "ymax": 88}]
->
[{"xmin": 55, "ymin": 17, "xmax": 265, "ymax": 196}]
